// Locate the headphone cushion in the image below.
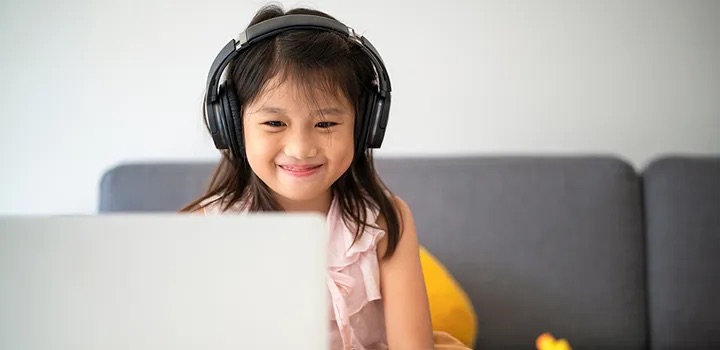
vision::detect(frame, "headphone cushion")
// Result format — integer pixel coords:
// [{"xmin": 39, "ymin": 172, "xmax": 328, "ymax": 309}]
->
[
  {"xmin": 367, "ymin": 94, "xmax": 389, "ymax": 148},
  {"xmin": 357, "ymin": 92, "xmax": 377, "ymax": 155},
  {"xmin": 216, "ymin": 84, "xmax": 233, "ymax": 150},
  {"xmin": 221, "ymin": 82, "xmax": 244, "ymax": 156}
]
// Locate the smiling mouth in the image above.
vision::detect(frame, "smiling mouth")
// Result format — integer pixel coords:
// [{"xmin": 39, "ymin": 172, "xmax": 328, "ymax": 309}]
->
[
  {"xmin": 278, "ymin": 164, "xmax": 323, "ymax": 176},
  {"xmin": 279, "ymin": 164, "xmax": 322, "ymax": 170}
]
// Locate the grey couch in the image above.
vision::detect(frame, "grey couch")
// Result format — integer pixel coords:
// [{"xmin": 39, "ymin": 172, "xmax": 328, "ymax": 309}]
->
[{"xmin": 98, "ymin": 155, "xmax": 720, "ymax": 350}]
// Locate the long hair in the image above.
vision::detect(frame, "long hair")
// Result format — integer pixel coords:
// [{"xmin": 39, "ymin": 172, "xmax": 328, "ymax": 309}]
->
[{"xmin": 181, "ymin": 4, "xmax": 402, "ymax": 259}]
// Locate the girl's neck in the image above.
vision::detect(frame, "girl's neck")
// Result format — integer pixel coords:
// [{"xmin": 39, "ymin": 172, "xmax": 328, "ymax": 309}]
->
[{"xmin": 274, "ymin": 190, "xmax": 333, "ymax": 215}]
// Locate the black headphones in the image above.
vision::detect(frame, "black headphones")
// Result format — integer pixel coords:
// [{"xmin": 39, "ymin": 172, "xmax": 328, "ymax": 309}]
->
[{"xmin": 204, "ymin": 14, "xmax": 392, "ymax": 159}]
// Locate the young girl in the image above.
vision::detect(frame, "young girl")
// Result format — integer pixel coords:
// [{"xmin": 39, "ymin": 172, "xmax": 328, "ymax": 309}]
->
[{"xmin": 183, "ymin": 4, "xmax": 456, "ymax": 350}]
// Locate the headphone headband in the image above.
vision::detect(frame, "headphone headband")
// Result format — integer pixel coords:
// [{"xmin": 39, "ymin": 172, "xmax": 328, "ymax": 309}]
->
[
  {"xmin": 206, "ymin": 15, "xmax": 390, "ymax": 100},
  {"xmin": 204, "ymin": 14, "xmax": 392, "ymax": 157}
]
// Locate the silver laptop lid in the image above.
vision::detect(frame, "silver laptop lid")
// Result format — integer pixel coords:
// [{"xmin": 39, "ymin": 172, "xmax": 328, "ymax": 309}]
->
[{"xmin": 0, "ymin": 214, "xmax": 328, "ymax": 350}]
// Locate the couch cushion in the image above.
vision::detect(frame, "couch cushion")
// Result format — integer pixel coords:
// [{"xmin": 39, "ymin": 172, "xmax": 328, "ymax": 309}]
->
[
  {"xmin": 643, "ymin": 156, "xmax": 720, "ymax": 350},
  {"xmin": 374, "ymin": 156, "xmax": 647, "ymax": 349},
  {"xmin": 99, "ymin": 162, "xmax": 217, "ymax": 212}
]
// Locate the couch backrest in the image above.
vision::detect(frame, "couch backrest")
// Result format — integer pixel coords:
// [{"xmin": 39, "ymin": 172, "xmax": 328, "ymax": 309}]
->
[
  {"xmin": 643, "ymin": 157, "xmax": 720, "ymax": 350},
  {"xmin": 374, "ymin": 157, "xmax": 648, "ymax": 349},
  {"xmin": 99, "ymin": 156, "xmax": 649, "ymax": 349},
  {"xmin": 99, "ymin": 161, "xmax": 217, "ymax": 212}
]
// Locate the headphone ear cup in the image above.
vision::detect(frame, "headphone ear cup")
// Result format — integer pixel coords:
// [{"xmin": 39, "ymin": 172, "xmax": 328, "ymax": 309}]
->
[
  {"xmin": 356, "ymin": 92, "xmax": 376, "ymax": 157},
  {"xmin": 220, "ymin": 82, "xmax": 244, "ymax": 158},
  {"xmin": 207, "ymin": 92, "xmax": 229, "ymax": 150},
  {"xmin": 218, "ymin": 84, "xmax": 237, "ymax": 157},
  {"xmin": 367, "ymin": 93, "xmax": 390, "ymax": 149}
]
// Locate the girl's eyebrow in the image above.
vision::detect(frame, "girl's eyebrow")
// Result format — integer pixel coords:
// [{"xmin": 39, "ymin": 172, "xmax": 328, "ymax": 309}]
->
[
  {"xmin": 312, "ymin": 107, "xmax": 347, "ymax": 116},
  {"xmin": 257, "ymin": 107, "xmax": 287, "ymax": 115},
  {"xmin": 257, "ymin": 106, "xmax": 348, "ymax": 116}
]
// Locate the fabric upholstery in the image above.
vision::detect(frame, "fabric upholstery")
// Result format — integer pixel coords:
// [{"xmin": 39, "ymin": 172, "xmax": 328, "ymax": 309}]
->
[
  {"xmin": 373, "ymin": 156, "xmax": 647, "ymax": 349},
  {"xmin": 643, "ymin": 156, "xmax": 720, "ymax": 350},
  {"xmin": 99, "ymin": 162, "xmax": 217, "ymax": 212}
]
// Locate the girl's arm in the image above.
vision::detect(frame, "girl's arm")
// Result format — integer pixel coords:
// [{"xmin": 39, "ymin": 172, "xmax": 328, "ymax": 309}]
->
[{"xmin": 378, "ymin": 197, "xmax": 435, "ymax": 350}]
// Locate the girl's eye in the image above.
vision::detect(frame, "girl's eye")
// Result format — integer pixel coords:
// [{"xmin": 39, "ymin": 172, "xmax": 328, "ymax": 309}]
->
[
  {"xmin": 316, "ymin": 121, "xmax": 338, "ymax": 129},
  {"xmin": 262, "ymin": 121, "xmax": 285, "ymax": 127}
]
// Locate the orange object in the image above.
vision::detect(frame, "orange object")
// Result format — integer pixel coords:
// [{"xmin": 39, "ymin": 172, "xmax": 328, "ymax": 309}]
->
[
  {"xmin": 536, "ymin": 333, "xmax": 572, "ymax": 350},
  {"xmin": 419, "ymin": 246, "xmax": 477, "ymax": 348}
]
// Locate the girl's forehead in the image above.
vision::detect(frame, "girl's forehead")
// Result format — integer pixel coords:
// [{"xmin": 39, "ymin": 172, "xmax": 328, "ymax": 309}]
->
[{"xmin": 254, "ymin": 76, "xmax": 351, "ymax": 109}]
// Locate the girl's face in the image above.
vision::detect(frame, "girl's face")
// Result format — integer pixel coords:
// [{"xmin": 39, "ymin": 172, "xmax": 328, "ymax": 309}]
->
[{"xmin": 242, "ymin": 75, "xmax": 355, "ymax": 211}]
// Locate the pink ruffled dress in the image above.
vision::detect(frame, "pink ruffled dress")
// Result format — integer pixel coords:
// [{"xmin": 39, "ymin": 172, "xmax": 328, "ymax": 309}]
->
[{"xmin": 201, "ymin": 195, "xmax": 388, "ymax": 350}]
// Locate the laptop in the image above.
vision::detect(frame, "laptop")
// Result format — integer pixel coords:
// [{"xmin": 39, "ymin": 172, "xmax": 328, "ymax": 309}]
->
[{"xmin": 0, "ymin": 214, "xmax": 328, "ymax": 349}]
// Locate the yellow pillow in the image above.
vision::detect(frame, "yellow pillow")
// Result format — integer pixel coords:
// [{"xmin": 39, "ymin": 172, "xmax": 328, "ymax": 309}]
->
[{"xmin": 419, "ymin": 246, "xmax": 478, "ymax": 348}]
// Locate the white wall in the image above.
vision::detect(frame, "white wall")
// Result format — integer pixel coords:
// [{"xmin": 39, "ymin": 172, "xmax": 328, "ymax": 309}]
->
[{"xmin": 1, "ymin": 0, "xmax": 719, "ymax": 215}]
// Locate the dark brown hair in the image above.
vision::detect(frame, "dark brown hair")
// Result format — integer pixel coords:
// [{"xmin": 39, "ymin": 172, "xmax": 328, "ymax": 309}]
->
[{"xmin": 181, "ymin": 4, "xmax": 402, "ymax": 259}]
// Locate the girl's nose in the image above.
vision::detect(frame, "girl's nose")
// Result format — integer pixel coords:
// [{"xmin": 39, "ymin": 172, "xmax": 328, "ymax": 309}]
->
[{"xmin": 282, "ymin": 129, "xmax": 318, "ymax": 159}]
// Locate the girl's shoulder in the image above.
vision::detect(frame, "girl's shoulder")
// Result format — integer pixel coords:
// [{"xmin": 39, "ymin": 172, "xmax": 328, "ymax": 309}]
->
[{"xmin": 374, "ymin": 195, "xmax": 414, "ymax": 259}]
